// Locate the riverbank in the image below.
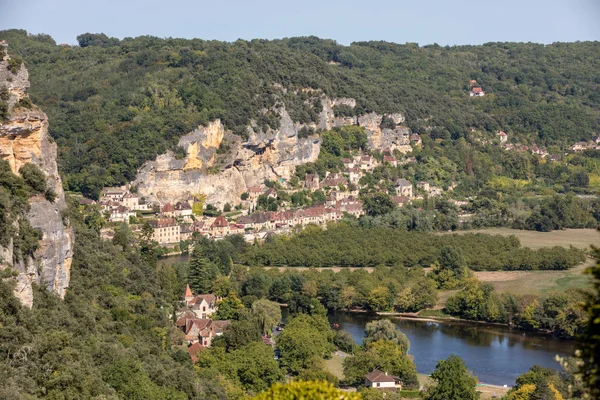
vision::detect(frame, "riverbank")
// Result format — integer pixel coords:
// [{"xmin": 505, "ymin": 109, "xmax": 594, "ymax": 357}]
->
[{"xmin": 417, "ymin": 374, "xmax": 510, "ymax": 399}]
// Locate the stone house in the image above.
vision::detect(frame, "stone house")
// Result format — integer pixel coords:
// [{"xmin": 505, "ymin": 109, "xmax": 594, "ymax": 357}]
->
[
  {"xmin": 108, "ymin": 205, "xmax": 136, "ymax": 223},
  {"xmin": 102, "ymin": 187, "xmax": 126, "ymax": 201},
  {"xmin": 409, "ymin": 134, "xmax": 422, "ymax": 146},
  {"xmin": 383, "ymin": 155, "xmax": 397, "ymax": 167},
  {"xmin": 174, "ymin": 201, "xmax": 193, "ymax": 217},
  {"xmin": 394, "ymin": 179, "xmax": 413, "ymax": 198},
  {"xmin": 247, "ymin": 186, "xmax": 262, "ymax": 202},
  {"xmin": 341, "ymin": 158, "xmax": 355, "ymax": 169},
  {"xmin": 364, "ymin": 369, "xmax": 402, "ymax": 390},
  {"xmin": 210, "ymin": 216, "xmax": 230, "ymax": 238},
  {"xmin": 305, "ymin": 174, "xmax": 320, "ymax": 190},
  {"xmin": 161, "ymin": 203, "xmax": 175, "ymax": 217},
  {"xmin": 122, "ymin": 192, "xmax": 139, "ymax": 209},
  {"xmin": 264, "ymin": 188, "xmax": 278, "ymax": 199},
  {"xmin": 571, "ymin": 142, "xmax": 589, "ymax": 152},
  {"xmin": 344, "ymin": 167, "xmax": 361, "ymax": 184},
  {"xmin": 469, "ymin": 87, "xmax": 485, "ymax": 97},
  {"xmin": 150, "ymin": 218, "xmax": 180, "ymax": 244},
  {"xmin": 391, "ymin": 195, "xmax": 410, "ymax": 207},
  {"xmin": 179, "ymin": 224, "xmax": 194, "ymax": 241},
  {"xmin": 496, "ymin": 131, "xmax": 508, "ymax": 143}
]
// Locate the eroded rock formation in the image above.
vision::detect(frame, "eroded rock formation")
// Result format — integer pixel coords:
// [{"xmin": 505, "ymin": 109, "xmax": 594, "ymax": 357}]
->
[
  {"xmin": 0, "ymin": 54, "xmax": 73, "ymax": 307},
  {"xmin": 134, "ymin": 93, "xmax": 412, "ymax": 208}
]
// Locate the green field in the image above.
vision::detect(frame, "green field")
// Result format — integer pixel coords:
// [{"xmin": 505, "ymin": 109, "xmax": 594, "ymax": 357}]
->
[
  {"xmin": 324, "ymin": 351, "xmax": 346, "ymax": 380},
  {"xmin": 452, "ymin": 228, "xmax": 599, "ymax": 250},
  {"xmin": 473, "ymin": 258, "xmax": 594, "ymax": 296},
  {"xmin": 455, "ymin": 228, "xmax": 598, "ymax": 296}
]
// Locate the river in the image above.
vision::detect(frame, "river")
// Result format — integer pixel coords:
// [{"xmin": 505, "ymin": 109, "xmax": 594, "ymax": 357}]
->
[{"xmin": 328, "ymin": 312, "xmax": 576, "ymax": 386}]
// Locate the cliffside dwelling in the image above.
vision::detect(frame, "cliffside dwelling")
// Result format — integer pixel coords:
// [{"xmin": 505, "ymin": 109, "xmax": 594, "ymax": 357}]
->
[{"xmin": 305, "ymin": 174, "xmax": 320, "ymax": 190}]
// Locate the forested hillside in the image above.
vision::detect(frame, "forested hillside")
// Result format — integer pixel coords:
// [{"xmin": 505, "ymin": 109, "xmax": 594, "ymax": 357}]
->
[{"xmin": 1, "ymin": 29, "xmax": 598, "ymax": 195}]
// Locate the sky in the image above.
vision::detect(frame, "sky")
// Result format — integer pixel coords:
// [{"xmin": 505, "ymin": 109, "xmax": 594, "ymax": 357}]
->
[{"xmin": 1, "ymin": 0, "xmax": 599, "ymax": 46}]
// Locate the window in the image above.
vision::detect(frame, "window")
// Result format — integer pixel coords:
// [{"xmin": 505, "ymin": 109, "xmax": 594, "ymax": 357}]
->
[{"xmin": 376, "ymin": 383, "xmax": 380, "ymax": 387}]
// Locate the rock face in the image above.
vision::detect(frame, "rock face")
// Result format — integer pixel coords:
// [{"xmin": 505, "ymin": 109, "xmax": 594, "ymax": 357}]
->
[
  {"xmin": 0, "ymin": 54, "xmax": 73, "ymax": 308},
  {"xmin": 135, "ymin": 94, "xmax": 411, "ymax": 208}
]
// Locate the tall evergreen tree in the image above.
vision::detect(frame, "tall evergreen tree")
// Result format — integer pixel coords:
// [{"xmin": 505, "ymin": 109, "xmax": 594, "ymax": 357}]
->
[
  {"xmin": 427, "ymin": 355, "xmax": 479, "ymax": 400},
  {"xmin": 187, "ymin": 244, "xmax": 218, "ymax": 293},
  {"xmin": 578, "ymin": 247, "xmax": 600, "ymax": 399}
]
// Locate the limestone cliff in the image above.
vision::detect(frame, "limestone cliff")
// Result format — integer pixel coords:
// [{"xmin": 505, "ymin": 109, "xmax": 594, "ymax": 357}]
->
[
  {"xmin": 134, "ymin": 94, "xmax": 411, "ymax": 208},
  {"xmin": 0, "ymin": 54, "xmax": 73, "ymax": 307}
]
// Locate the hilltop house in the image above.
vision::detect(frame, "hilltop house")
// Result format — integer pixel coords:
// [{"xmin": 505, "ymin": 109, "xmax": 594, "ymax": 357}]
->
[
  {"xmin": 469, "ymin": 87, "xmax": 485, "ymax": 97},
  {"xmin": 394, "ymin": 179, "xmax": 413, "ymax": 198},
  {"xmin": 364, "ymin": 369, "xmax": 402, "ymax": 390},
  {"xmin": 496, "ymin": 131, "xmax": 508, "ymax": 143},
  {"xmin": 409, "ymin": 134, "xmax": 422, "ymax": 146}
]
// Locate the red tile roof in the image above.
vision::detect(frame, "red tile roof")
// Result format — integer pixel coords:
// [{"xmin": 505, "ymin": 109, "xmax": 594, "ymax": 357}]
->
[
  {"xmin": 365, "ymin": 369, "xmax": 398, "ymax": 383},
  {"xmin": 188, "ymin": 342, "xmax": 203, "ymax": 363},
  {"xmin": 212, "ymin": 216, "xmax": 228, "ymax": 228}
]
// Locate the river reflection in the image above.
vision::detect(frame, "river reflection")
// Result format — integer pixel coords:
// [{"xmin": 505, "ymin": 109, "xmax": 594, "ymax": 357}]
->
[{"xmin": 328, "ymin": 312, "xmax": 576, "ymax": 386}]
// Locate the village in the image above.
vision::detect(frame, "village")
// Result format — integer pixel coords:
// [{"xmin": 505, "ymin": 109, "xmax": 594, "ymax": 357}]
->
[{"xmin": 79, "ymin": 126, "xmax": 600, "ymax": 249}]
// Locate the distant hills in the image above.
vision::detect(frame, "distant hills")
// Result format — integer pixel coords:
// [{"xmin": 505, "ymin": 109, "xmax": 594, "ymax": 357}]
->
[{"xmin": 1, "ymin": 29, "xmax": 599, "ymax": 194}]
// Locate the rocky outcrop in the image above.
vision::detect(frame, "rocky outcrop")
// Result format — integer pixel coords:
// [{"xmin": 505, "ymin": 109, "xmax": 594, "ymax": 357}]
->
[
  {"xmin": 134, "ymin": 94, "xmax": 410, "ymax": 208},
  {"xmin": 0, "ymin": 55, "xmax": 73, "ymax": 308},
  {"xmin": 135, "ymin": 107, "xmax": 321, "ymax": 208}
]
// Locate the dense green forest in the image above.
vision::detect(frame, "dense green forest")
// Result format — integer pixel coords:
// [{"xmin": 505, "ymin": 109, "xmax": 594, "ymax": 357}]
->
[{"xmin": 1, "ymin": 29, "xmax": 599, "ymax": 197}]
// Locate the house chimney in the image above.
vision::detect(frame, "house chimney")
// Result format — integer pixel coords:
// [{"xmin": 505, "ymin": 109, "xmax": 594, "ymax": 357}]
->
[{"xmin": 385, "ymin": 371, "xmax": 388, "ymax": 376}]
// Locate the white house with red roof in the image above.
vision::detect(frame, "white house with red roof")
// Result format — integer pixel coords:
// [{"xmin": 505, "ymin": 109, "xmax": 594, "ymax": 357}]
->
[
  {"xmin": 469, "ymin": 87, "xmax": 485, "ymax": 97},
  {"xmin": 364, "ymin": 369, "xmax": 402, "ymax": 389},
  {"xmin": 496, "ymin": 131, "xmax": 508, "ymax": 143}
]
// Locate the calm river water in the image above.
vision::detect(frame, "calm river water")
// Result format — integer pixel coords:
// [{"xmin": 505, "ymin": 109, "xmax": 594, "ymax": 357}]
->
[{"xmin": 328, "ymin": 312, "xmax": 576, "ymax": 386}]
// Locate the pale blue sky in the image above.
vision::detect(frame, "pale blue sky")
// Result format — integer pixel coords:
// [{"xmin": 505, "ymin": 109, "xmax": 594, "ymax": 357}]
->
[{"xmin": 1, "ymin": 0, "xmax": 599, "ymax": 46}]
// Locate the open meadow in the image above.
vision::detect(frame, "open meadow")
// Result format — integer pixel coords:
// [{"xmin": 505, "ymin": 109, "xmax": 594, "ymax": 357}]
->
[
  {"xmin": 456, "ymin": 228, "xmax": 598, "ymax": 295},
  {"xmin": 450, "ymin": 228, "xmax": 599, "ymax": 250}
]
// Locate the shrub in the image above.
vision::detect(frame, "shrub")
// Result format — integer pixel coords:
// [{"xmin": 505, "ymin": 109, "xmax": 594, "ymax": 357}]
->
[{"xmin": 19, "ymin": 163, "xmax": 46, "ymax": 193}]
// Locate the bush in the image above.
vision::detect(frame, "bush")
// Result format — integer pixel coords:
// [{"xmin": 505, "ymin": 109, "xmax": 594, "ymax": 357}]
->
[
  {"xmin": 45, "ymin": 187, "xmax": 57, "ymax": 202},
  {"xmin": 7, "ymin": 55, "xmax": 24, "ymax": 73},
  {"xmin": 17, "ymin": 97, "xmax": 33, "ymax": 109},
  {"xmin": 19, "ymin": 163, "xmax": 46, "ymax": 193}
]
